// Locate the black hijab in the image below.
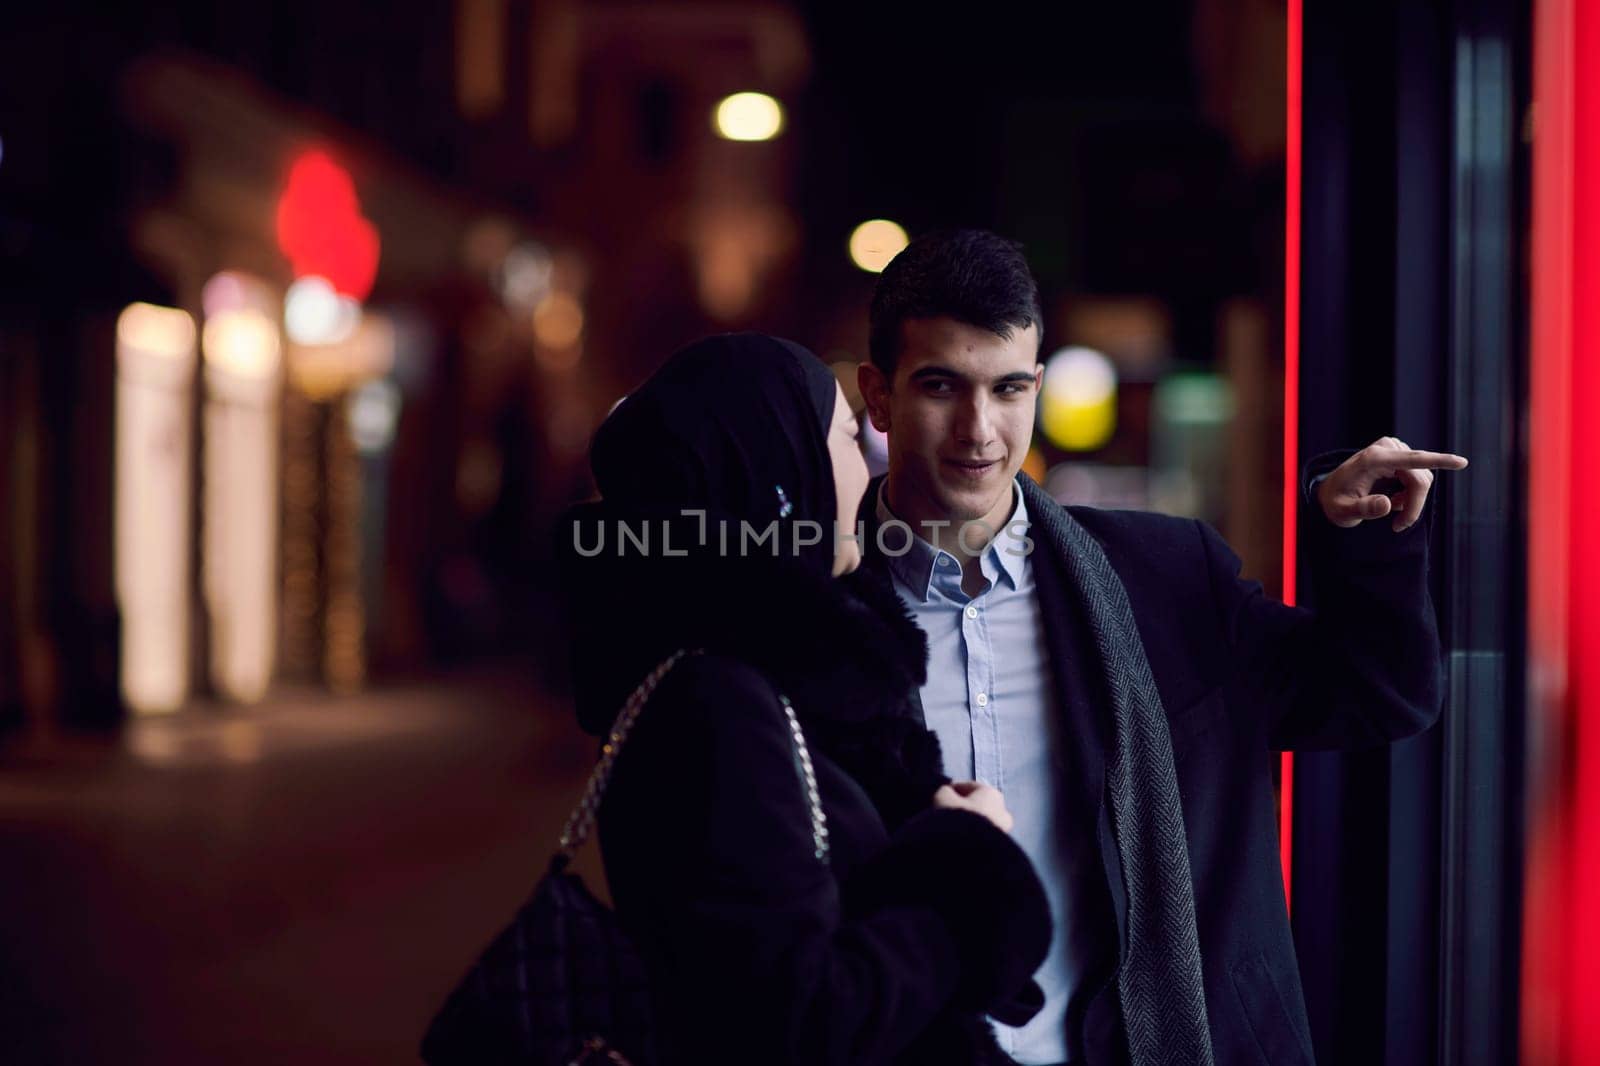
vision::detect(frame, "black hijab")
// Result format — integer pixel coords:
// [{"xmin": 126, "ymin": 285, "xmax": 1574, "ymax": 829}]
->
[
  {"xmin": 562, "ymin": 335, "xmax": 944, "ymax": 835},
  {"xmin": 587, "ymin": 332, "xmax": 841, "ymax": 576}
]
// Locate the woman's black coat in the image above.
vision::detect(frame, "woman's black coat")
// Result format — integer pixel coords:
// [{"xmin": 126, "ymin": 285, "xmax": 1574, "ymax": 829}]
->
[{"xmin": 563, "ymin": 512, "xmax": 1052, "ymax": 1066}]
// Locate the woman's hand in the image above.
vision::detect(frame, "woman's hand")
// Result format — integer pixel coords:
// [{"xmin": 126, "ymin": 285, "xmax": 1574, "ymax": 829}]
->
[{"xmin": 933, "ymin": 781, "xmax": 1014, "ymax": 834}]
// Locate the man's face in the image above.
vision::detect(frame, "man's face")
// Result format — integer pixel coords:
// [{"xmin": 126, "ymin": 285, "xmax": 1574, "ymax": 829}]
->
[{"xmin": 859, "ymin": 316, "xmax": 1041, "ymax": 529}]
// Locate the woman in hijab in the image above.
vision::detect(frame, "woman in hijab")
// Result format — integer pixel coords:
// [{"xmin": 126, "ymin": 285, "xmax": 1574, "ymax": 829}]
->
[{"xmin": 561, "ymin": 333, "xmax": 1050, "ymax": 1065}]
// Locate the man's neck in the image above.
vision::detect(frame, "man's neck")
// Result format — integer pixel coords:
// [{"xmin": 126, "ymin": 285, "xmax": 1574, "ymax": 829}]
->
[{"xmin": 883, "ymin": 475, "xmax": 1015, "ymax": 566}]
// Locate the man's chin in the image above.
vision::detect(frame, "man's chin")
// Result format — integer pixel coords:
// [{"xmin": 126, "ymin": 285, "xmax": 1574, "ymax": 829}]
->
[{"xmin": 933, "ymin": 483, "xmax": 1010, "ymax": 525}]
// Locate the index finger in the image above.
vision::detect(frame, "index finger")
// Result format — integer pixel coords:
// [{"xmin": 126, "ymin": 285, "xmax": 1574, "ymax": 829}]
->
[{"xmin": 1373, "ymin": 448, "xmax": 1469, "ymax": 471}]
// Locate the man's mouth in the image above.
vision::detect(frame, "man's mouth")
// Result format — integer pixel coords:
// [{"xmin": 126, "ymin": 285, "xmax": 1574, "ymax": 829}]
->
[{"xmin": 943, "ymin": 458, "xmax": 1000, "ymax": 481}]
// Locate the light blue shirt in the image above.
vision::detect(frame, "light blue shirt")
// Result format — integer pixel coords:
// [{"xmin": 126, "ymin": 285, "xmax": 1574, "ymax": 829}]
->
[{"xmin": 876, "ymin": 481, "xmax": 1081, "ymax": 1065}]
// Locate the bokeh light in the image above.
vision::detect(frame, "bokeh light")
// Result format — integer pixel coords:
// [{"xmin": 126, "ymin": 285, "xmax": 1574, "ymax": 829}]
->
[
  {"xmin": 1022, "ymin": 446, "xmax": 1049, "ymax": 484},
  {"xmin": 848, "ymin": 219, "xmax": 909, "ymax": 273},
  {"xmin": 285, "ymin": 276, "xmax": 360, "ymax": 346},
  {"xmin": 532, "ymin": 291, "xmax": 584, "ymax": 351},
  {"xmin": 1039, "ymin": 346, "xmax": 1118, "ymax": 451},
  {"xmin": 1154, "ymin": 371, "xmax": 1235, "ymax": 426},
  {"xmin": 115, "ymin": 301, "xmax": 196, "ymax": 715},
  {"xmin": 204, "ymin": 308, "xmax": 281, "ymax": 382},
  {"xmin": 117, "ymin": 302, "xmax": 196, "ymax": 362},
  {"xmin": 201, "ymin": 272, "xmax": 250, "ymax": 319},
  {"xmin": 349, "ymin": 378, "xmax": 403, "ymax": 455},
  {"xmin": 499, "ymin": 241, "xmax": 554, "ymax": 312},
  {"xmin": 275, "ymin": 149, "xmax": 380, "ymax": 301},
  {"xmin": 713, "ymin": 92, "xmax": 784, "ymax": 141}
]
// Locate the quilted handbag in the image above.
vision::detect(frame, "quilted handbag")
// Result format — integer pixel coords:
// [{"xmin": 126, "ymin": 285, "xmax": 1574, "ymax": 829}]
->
[{"xmin": 421, "ymin": 649, "xmax": 829, "ymax": 1065}]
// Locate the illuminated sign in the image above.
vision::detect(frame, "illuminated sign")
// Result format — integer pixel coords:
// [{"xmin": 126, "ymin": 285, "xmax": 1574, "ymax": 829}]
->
[{"xmin": 275, "ymin": 149, "xmax": 380, "ymax": 302}]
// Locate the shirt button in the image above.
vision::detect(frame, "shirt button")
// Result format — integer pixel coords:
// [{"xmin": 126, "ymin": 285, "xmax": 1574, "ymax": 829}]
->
[
  {"xmin": 938, "ymin": 557, "xmax": 954, "ymax": 568},
  {"xmin": 965, "ymin": 605, "xmax": 978, "ymax": 619},
  {"xmin": 975, "ymin": 692, "xmax": 989, "ymax": 707}
]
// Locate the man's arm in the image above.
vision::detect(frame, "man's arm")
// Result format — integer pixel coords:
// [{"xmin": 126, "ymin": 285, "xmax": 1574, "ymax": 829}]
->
[{"xmin": 1207, "ymin": 436, "xmax": 1468, "ymax": 750}]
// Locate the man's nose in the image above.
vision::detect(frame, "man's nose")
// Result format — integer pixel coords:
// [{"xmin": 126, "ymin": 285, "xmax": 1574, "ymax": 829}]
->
[{"xmin": 954, "ymin": 394, "xmax": 996, "ymax": 445}]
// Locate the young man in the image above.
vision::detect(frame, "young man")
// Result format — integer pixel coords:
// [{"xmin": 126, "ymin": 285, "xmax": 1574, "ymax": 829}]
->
[{"xmin": 856, "ymin": 230, "xmax": 1467, "ymax": 1066}]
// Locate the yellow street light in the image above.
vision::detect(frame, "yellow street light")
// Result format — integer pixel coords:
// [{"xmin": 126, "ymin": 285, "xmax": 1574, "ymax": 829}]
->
[
  {"xmin": 848, "ymin": 219, "xmax": 909, "ymax": 273},
  {"xmin": 1039, "ymin": 346, "xmax": 1118, "ymax": 451},
  {"xmin": 713, "ymin": 92, "xmax": 785, "ymax": 141}
]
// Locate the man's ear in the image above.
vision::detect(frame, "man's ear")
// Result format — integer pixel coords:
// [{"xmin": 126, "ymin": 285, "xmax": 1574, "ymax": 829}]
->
[{"xmin": 858, "ymin": 362, "xmax": 893, "ymax": 433}]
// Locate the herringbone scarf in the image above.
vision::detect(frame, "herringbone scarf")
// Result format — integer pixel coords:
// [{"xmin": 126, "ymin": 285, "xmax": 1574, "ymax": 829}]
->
[{"xmin": 1029, "ymin": 494, "xmax": 1215, "ymax": 1066}]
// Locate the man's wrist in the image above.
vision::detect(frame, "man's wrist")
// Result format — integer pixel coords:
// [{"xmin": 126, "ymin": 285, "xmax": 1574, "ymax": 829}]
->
[{"xmin": 1311, "ymin": 473, "xmax": 1333, "ymax": 523}]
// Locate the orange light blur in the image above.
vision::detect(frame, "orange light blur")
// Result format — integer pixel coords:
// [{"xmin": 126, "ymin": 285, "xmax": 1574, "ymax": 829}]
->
[{"xmin": 532, "ymin": 291, "xmax": 584, "ymax": 352}]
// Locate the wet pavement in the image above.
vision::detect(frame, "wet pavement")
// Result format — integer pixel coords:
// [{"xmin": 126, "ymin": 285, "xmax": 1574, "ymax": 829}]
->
[{"xmin": 0, "ymin": 670, "xmax": 598, "ymax": 1064}]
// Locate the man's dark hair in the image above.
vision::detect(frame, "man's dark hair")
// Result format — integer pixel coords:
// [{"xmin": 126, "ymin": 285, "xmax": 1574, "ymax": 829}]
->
[{"xmin": 868, "ymin": 229, "xmax": 1043, "ymax": 378}]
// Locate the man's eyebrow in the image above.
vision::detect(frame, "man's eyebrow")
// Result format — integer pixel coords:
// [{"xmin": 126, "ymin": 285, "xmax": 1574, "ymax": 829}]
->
[{"xmin": 906, "ymin": 366, "xmax": 1036, "ymax": 387}]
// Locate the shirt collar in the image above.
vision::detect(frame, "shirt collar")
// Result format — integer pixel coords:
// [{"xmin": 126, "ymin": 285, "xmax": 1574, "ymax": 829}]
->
[
  {"xmin": 874, "ymin": 483, "xmax": 941, "ymax": 602},
  {"xmin": 989, "ymin": 487, "xmax": 1030, "ymax": 590},
  {"xmin": 874, "ymin": 479, "xmax": 1030, "ymax": 601}
]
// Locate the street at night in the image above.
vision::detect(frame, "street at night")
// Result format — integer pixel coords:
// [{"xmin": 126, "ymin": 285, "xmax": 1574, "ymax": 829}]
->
[{"xmin": 0, "ymin": 673, "xmax": 594, "ymax": 1063}]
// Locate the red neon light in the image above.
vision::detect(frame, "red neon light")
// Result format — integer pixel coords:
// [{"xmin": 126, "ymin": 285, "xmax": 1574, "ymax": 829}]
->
[
  {"xmin": 1524, "ymin": 0, "xmax": 1600, "ymax": 1057},
  {"xmin": 275, "ymin": 149, "xmax": 381, "ymax": 302},
  {"xmin": 1279, "ymin": 0, "xmax": 1303, "ymax": 909}
]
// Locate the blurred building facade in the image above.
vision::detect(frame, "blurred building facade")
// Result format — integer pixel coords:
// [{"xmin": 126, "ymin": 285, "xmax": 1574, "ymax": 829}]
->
[{"xmin": 0, "ymin": 2, "xmax": 819, "ymax": 727}]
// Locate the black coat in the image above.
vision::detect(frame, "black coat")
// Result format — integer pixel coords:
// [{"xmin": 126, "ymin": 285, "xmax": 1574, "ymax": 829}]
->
[
  {"xmin": 561, "ymin": 505, "xmax": 1054, "ymax": 1066},
  {"xmin": 861, "ymin": 471, "xmax": 1443, "ymax": 1066}
]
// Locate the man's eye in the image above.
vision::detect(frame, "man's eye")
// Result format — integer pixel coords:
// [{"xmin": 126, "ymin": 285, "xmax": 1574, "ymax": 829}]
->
[
  {"xmin": 924, "ymin": 380, "xmax": 954, "ymax": 395},
  {"xmin": 997, "ymin": 383, "xmax": 1028, "ymax": 396}
]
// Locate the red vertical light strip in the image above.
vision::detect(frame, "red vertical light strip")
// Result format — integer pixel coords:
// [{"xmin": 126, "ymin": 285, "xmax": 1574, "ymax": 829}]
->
[
  {"xmin": 1563, "ymin": 0, "xmax": 1600, "ymax": 1052},
  {"xmin": 1279, "ymin": 0, "xmax": 1304, "ymax": 908},
  {"xmin": 1524, "ymin": 0, "xmax": 1600, "ymax": 1058},
  {"xmin": 1520, "ymin": 0, "xmax": 1571, "ymax": 1048}
]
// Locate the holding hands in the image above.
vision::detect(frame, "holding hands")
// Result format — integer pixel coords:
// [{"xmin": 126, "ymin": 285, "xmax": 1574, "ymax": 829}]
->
[{"xmin": 1316, "ymin": 436, "xmax": 1469, "ymax": 532}]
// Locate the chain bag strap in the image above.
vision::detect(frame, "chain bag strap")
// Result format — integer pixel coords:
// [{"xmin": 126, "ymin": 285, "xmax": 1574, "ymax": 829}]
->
[
  {"xmin": 554, "ymin": 648, "xmax": 696, "ymax": 865},
  {"xmin": 778, "ymin": 694, "xmax": 831, "ymax": 863},
  {"xmin": 422, "ymin": 647, "xmax": 830, "ymax": 1066},
  {"xmin": 555, "ymin": 648, "xmax": 830, "ymax": 868}
]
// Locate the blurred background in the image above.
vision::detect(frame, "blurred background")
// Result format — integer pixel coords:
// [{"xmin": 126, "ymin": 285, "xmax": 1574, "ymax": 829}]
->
[{"xmin": 1, "ymin": 0, "xmax": 1595, "ymax": 1063}]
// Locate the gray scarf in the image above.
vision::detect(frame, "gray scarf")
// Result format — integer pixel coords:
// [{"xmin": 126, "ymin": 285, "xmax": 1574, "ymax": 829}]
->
[{"xmin": 1027, "ymin": 492, "xmax": 1216, "ymax": 1066}]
